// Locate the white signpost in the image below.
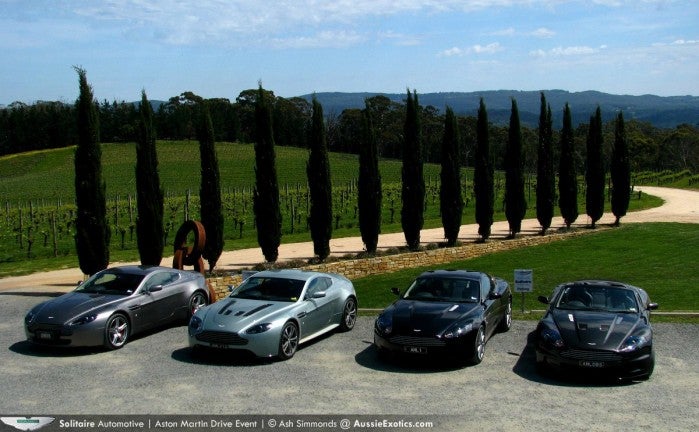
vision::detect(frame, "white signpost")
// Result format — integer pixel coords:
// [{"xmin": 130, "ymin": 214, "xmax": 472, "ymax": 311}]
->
[{"xmin": 514, "ymin": 269, "xmax": 533, "ymax": 313}]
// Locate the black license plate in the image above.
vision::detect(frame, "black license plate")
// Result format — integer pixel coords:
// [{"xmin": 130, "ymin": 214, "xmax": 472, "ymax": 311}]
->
[
  {"xmin": 404, "ymin": 346, "xmax": 427, "ymax": 354},
  {"xmin": 579, "ymin": 360, "xmax": 605, "ymax": 368}
]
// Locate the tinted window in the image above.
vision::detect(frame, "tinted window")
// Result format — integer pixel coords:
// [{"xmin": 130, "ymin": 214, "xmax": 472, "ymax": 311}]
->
[
  {"xmin": 230, "ymin": 276, "xmax": 305, "ymax": 302},
  {"xmin": 76, "ymin": 270, "xmax": 145, "ymax": 296}
]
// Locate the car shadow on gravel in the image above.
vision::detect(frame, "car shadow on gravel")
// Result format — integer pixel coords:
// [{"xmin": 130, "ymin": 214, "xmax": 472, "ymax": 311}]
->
[
  {"xmin": 354, "ymin": 341, "xmax": 469, "ymax": 373},
  {"xmin": 9, "ymin": 340, "xmax": 104, "ymax": 357},
  {"xmin": 512, "ymin": 331, "xmax": 639, "ymax": 388}
]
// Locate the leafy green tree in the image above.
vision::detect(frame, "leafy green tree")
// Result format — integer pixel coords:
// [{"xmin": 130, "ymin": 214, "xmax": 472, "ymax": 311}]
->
[
  {"xmin": 558, "ymin": 103, "xmax": 578, "ymax": 228},
  {"xmin": 611, "ymin": 112, "xmax": 631, "ymax": 226},
  {"xmin": 135, "ymin": 90, "xmax": 164, "ymax": 265},
  {"xmin": 73, "ymin": 67, "xmax": 110, "ymax": 275},
  {"xmin": 585, "ymin": 106, "xmax": 605, "ymax": 228},
  {"xmin": 306, "ymin": 96, "xmax": 332, "ymax": 260},
  {"xmin": 536, "ymin": 92, "xmax": 555, "ymax": 234},
  {"xmin": 505, "ymin": 98, "xmax": 527, "ymax": 237},
  {"xmin": 474, "ymin": 98, "xmax": 494, "ymax": 241},
  {"xmin": 358, "ymin": 102, "xmax": 382, "ymax": 254},
  {"xmin": 401, "ymin": 90, "xmax": 425, "ymax": 251},
  {"xmin": 440, "ymin": 106, "xmax": 463, "ymax": 246},
  {"xmin": 197, "ymin": 102, "xmax": 224, "ymax": 270},
  {"xmin": 253, "ymin": 84, "xmax": 282, "ymax": 262}
]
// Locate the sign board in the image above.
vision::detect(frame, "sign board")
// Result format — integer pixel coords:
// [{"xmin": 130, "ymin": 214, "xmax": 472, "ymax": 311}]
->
[{"xmin": 514, "ymin": 269, "xmax": 533, "ymax": 293}]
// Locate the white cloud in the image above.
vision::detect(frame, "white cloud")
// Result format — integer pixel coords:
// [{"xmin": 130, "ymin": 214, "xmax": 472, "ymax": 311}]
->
[
  {"xmin": 439, "ymin": 42, "xmax": 503, "ymax": 56},
  {"xmin": 530, "ymin": 27, "xmax": 555, "ymax": 38},
  {"xmin": 530, "ymin": 45, "xmax": 603, "ymax": 57}
]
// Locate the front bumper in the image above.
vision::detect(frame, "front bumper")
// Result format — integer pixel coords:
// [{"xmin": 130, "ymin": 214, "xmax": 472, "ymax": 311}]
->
[
  {"xmin": 373, "ymin": 330, "xmax": 471, "ymax": 358},
  {"xmin": 189, "ymin": 328, "xmax": 280, "ymax": 358},
  {"xmin": 25, "ymin": 322, "xmax": 106, "ymax": 347},
  {"xmin": 535, "ymin": 344, "xmax": 655, "ymax": 380}
]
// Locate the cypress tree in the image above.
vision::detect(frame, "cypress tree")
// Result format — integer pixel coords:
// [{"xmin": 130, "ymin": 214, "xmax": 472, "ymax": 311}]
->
[
  {"xmin": 358, "ymin": 102, "xmax": 382, "ymax": 254},
  {"xmin": 505, "ymin": 98, "xmax": 527, "ymax": 237},
  {"xmin": 611, "ymin": 111, "xmax": 631, "ymax": 226},
  {"xmin": 135, "ymin": 90, "xmax": 164, "ymax": 266},
  {"xmin": 197, "ymin": 102, "xmax": 224, "ymax": 270},
  {"xmin": 536, "ymin": 92, "xmax": 555, "ymax": 235},
  {"xmin": 253, "ymin": 84, "xmax": 282, "ymax": 262},
  {"xmin": 306, "ymin": 96, "xmax": 332, "ymax": 260},
  {"xmin": 585, "ymin": 106, "xmax": 605, "ymax": 228},
  {"xmin": 558, "ymin": 103, "xmax": 578, "ymax": 228},
  {"xmin": 401, "ymin": 89, "xmax": 424, "ymax": 251},
  {"xmin": 73, "ymin": 67, "xmax": 110, "ymax": 276},
  {"xmin": 474, "ymin": 98, "xmax": 494, "ymax": 241},
  {"xmin": 440, "ymin": 106, "xmax": 463, "ymax": 246}
]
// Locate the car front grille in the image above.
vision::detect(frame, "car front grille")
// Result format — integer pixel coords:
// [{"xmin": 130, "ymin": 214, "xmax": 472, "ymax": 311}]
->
[
  {"xmin": 560, "ymin": 349, "xmax": 622, "ymax": 362},
  {"xmin": 388, "ymin": 335, "xmax": 446, "ymax": 347},
  {"xmin": 196, "ymin": 331, "xmax": 248, "ymax": 346}
]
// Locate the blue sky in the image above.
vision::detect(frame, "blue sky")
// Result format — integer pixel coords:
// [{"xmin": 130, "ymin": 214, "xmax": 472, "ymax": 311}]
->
[{"xmin": 2, "ymin": 0, "xmax": 698, "ymax": 105}]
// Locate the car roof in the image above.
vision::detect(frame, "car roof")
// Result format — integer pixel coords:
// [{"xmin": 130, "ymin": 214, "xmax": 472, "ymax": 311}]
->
[
  {"xmin": 561, "ymin": 280, "xmax": 633, "ymax": 290},
  {"xmin": 248, "ymin": 269, "xmax": 327, "ymax": 282},
  {"xmin": 418, "ymin": 269, "xmax": 486, "ymax": 279},
  {"xmin": 104, "ymin": 265, "xmax": 176, "ymax": 276}
]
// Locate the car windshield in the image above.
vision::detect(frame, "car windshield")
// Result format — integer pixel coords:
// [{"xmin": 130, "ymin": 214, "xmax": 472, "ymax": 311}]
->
[
  {"xmin": 403, "ymin": 277, "xmax": 480, "ymax": 303},
  {"xmin": 556, "ymin": 285, "xmax": 639, "ymax": 313},
  {"xmin": 230, "ymin": 276, "xmax": 305, "ymax": 302},
  {"xmin": 75, "ymin": 271, "xmax": 145, "ymax": 296}
]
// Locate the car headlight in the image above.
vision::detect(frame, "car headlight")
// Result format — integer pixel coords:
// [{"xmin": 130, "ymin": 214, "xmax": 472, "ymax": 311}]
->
[
  {"xmin": 443, "ymin": 322, "xmax": 473, "ymax": 339},
  {"xmin": 620, "ymin": 329, "xmax": 651, "ymax": 353},
  {"xmin": 70, "ymin": 314, "xmax": 98, "ymax": 326},
  {"xmin": 375, "ymin": 314, "xmax": 393, "ymax": 336},
  {"xmin": 246, "ymin": 323, "xmax": 273, "ymax": 334},
  {"xmin": 189, "ymin": 316, "xmax": 203, "ymax": 334},
  {"xmin": 540, "ymin": 328, "xmax": 565, "ymax": 349},
  {"xmin": 25, "ymin": 311, "xmax": 37, "ymax": 324}
]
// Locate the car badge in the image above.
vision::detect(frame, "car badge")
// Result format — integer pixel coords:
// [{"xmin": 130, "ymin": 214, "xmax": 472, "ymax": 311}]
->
[
  {"xmin": 1, "ymin": 417, "xmax": 55, "ymax": 431},
  {"xmin": 47, "ymin": 316, "xmax": 54, "ymax": 320},
  {"xmin": 587, "ymin": 342, "xmax": 597, "ymax": 346},
  {"xmin": 413, "ymin": 329, "xmax": 422, "ymax": 333}
]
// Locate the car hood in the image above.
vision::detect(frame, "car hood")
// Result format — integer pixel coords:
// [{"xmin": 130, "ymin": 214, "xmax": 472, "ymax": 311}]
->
[
  {"xmin": 31, "ymin": 291, "xmax": 127, "ymax": 324},
  {"xmin": 199, "ymin": 297, "xmax": 296, "ymax": 331},
  {"xmin": 386, "ymin": 300, "xmax": 480, "ymax": 336},
  {"xmin": 552, "ymin": 309, "xmax": 643, "ymax": 350}
]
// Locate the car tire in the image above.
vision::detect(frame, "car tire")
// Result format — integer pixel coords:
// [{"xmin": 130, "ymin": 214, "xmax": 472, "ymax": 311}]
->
[
  {"xmin": 339, "ymin": 297, "xmax": 357, "ymax": 332},
  {"xmin": 188, "ymin": 291, "xmax": 208, "ymax": 319},
  {"xmin": 467, "ymin": 325, "xmax": 486, "ymax": 365},
  {"xmin": 104, "ymin": 313, "xmax": 129, "ymax": 350},
  {"xmin": 278, "ymin": 322, "xmax": 299, "ymax": 360},
  {"xmin": 497, "ymin": 299, "xmax": 513, "ymax": 333}
]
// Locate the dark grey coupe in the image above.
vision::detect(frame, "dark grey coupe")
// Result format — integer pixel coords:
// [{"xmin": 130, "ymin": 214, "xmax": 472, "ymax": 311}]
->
[{"xmin": 24, "ymin": 266, "xmax": 209, "ymax": 349}]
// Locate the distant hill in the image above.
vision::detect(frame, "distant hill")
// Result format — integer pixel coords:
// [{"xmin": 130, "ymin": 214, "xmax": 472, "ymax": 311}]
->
[{"xmin": 299, "ymin": 90, "xmax": 699, "ymax": 129}]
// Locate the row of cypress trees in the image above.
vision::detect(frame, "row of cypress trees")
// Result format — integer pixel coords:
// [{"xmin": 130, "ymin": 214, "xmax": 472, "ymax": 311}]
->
[{"xmin": 73, "ymin": 68, "xmax": 631, "ymax": 275}]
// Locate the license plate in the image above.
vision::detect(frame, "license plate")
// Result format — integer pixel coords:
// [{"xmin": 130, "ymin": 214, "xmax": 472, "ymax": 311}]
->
[
  {"xmin": 211, "ymin": 343, "xmax": 231, "ymax": 349},
  {"xmin": 37, "ymin": 331, "xmax": 53, "ymax": 340},
  {"xmin": 579, "ymin": 360, "xmax": 605, "ymax": 368},
  {"xmin": 404, "ymin": 346, "xmax": 427, "ymax": 354}
]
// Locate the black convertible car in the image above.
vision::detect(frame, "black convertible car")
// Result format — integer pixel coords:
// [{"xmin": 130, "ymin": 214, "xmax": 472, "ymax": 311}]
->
[
  {"xmin": 374, "ymin": 270, "xmax": 512, "ymax": 364},
  {"xmin": 535, "ymin": 280, "xmax": 658, "ymax": 380}
]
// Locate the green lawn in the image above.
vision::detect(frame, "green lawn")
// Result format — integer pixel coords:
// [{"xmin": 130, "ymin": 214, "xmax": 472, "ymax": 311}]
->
[{"xmin": 353, "ymin": 223, "xmax": 699, "ymax": 322}]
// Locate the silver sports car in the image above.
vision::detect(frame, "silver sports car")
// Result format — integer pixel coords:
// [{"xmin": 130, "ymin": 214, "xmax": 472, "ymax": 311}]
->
[
  {"xmin": 188, "ymin": 269, "xmax": 358, "ymax": 360},
  {"xmin": 25, "ymin": 266, "xmax": 209, "ymax": 349}
]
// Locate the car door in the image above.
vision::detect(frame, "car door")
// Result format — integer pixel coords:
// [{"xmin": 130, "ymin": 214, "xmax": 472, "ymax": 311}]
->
[
  {"xmin": 135, "ymin": 271, "xmax": 184, "ymax": 330},
  {"xmin": 301, "ymin": 276, "xmax": 337, "ymax": 336},
  {"xmin": 481, "ymin": 275, "xmax": 501, "ymax": 339}
]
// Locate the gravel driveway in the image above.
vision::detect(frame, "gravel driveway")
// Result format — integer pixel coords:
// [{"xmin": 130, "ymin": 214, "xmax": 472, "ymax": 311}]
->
[{"xmin": 1, "ymin": 293, "xmax": 697, "ymax": 431}]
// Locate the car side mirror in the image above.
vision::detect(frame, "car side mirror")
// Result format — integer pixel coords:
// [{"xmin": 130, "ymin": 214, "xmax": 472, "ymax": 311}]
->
[
  {"xmin": 148, "ymin": 285, "xmax": 163, "ymax": 293},
  {"xmin": 537, "ymin": 295, "xmax": 550, "ymax": 305},
  {"xmin": 489, "ymin": 291, "xmax": 503, "ymax": 300},
  {"xmin": 391, "ymin": 287, "xmax": 401, "ymax": 296},
  {"xmin": 227, "ymin": 285, "xmax": 235, "ymax": 292},
  {"xmin": 647, "ymin": 303, "xmax": 659, "ymax": 311},
  {"xmin": 312, "ymin": 291, "xmax": 326, "ymax": 299}
]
